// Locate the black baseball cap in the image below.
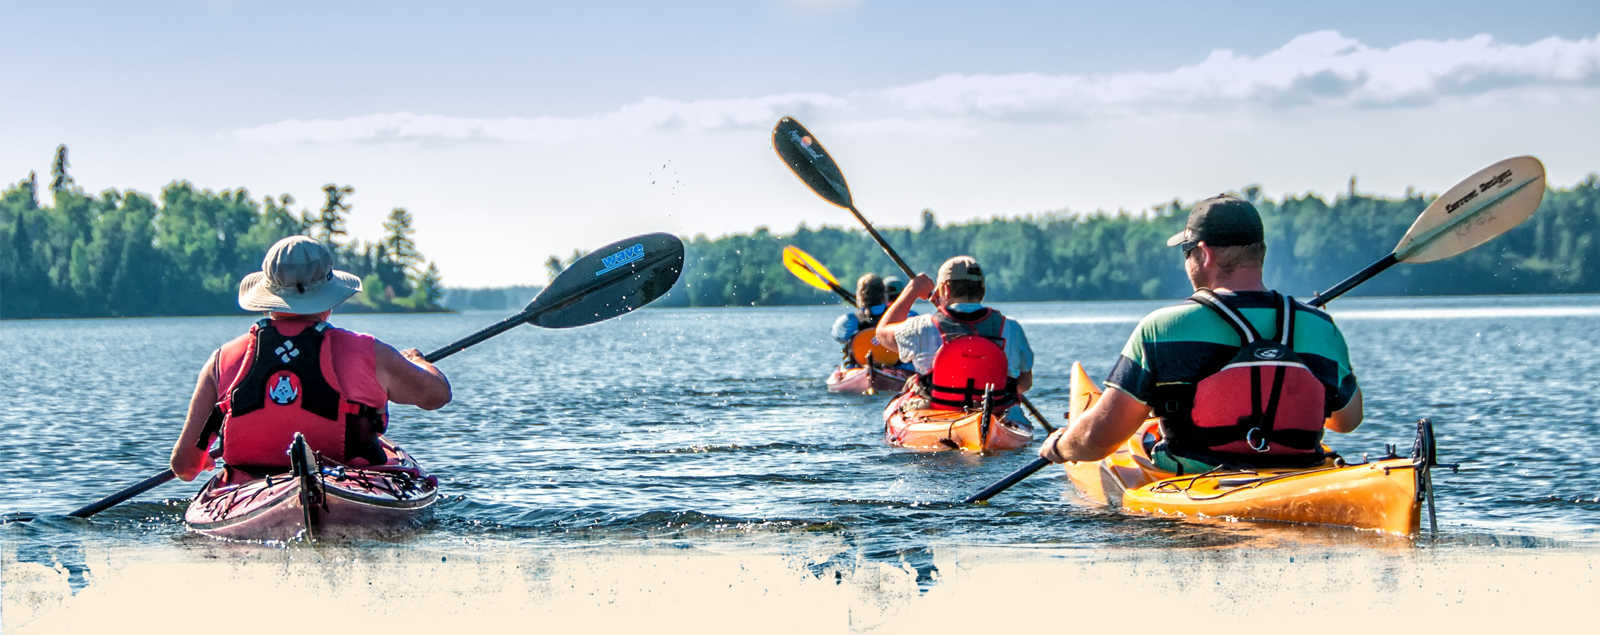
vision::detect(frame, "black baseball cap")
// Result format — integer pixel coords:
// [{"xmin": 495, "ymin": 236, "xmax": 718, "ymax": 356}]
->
[{"xmin": 1165, "ymin": 194, "xmax": 1264, "ymax": 253}]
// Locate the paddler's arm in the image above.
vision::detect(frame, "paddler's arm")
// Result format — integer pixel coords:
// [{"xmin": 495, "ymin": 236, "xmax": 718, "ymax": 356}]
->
[
  {"xmin": 170, "ymin": 352, "xmax": 220, "ymax": 482},
  {"xmin": 875, "ymin": 273, "xmax": 933, "ymax": 354},
  {"xmin": 1324, "ymin": 388, "xmax": 1363, "ymax": 433},
  {"xmin": 1038, "ymin": 386, "xmax": 1150, "ymax": 464},
  {"xmin": 376, "ymin": 342, "xmax": 452, "ymax": 411}
]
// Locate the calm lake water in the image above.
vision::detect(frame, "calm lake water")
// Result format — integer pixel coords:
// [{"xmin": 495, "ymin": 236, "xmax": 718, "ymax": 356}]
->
[{"xmin": 4, "ymin": 294, "xmax": 1600, "ymax": 617}]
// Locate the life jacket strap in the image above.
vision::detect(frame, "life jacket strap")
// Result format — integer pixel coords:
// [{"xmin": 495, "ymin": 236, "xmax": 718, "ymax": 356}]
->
[
  {"xmin": 194, "ymin": 406, "xmax": 224, "ymax": 450},
  {"xmin": 1176, "ymin": 418, "xmax": 1323, "ymax": 451},
  {"xmin": 1191, "ymin": 291, "xmax": 1296, "ymax": 441},
  {"xmin": 925, "ymin": 376, "xmax": 1018, "ymax": 409},
  {"xmin": 1161, "ymin": 292, "xmax": 1326, "ymax": 460}
]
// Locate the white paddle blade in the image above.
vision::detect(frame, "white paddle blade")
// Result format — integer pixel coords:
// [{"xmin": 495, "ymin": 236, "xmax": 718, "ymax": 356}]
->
[{"xmin": 1394, "ymin": 156, "xmax": 1546, "ymax": 264}]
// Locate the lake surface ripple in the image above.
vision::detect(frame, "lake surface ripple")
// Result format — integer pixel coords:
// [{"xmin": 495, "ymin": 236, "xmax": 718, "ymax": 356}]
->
[{"xmin": 4, "ymin": 295, "xmax": 1599, "ymax": 595}]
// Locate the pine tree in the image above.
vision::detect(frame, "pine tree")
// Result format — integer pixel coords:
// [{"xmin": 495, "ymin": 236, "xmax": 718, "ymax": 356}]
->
[
  {"xmin": 381, "ymin": 208, "xmax": 419, "ymax": 271},
  {"xmin": 415, "ymin": 261, "xmax": 444, "ymax": 308},
  {"xmin": 50, "ymin": 145, "xmax": 74, "ymax": 193},
  {"xmin": 544, "ymin": 254, "xmax": 564, "ymax": 282},
  {"xmin": 22, "ymin": 171, "xmax": 39, "ymax": 209},
  {"xmin": 315, "ymin": 184, "xmax": 354, "ymax": 247}
]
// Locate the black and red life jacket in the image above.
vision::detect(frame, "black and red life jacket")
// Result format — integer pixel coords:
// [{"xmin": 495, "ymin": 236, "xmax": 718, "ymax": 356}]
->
[
  {"xmin": 207, "ymin": 319, "xmax": 388, "ymax": 469},
  {"xmin": 1157, "ymin": 290, "xmax": 1327, "ymax": 468},
  {"xmin": 917, "ymin": 307, "xmax": 1017, "ymax": 411}
]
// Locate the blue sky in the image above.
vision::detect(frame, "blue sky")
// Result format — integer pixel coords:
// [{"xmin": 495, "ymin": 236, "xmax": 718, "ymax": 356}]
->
[{"xmin": 4, "ymin": 1, "xmax": 1598, "ymax": 286}]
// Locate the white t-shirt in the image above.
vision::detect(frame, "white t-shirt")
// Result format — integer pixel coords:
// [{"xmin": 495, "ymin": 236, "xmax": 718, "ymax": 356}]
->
[{"xmin": 893, "ymin": 310, "xmax": 1034, "ymax": 377}]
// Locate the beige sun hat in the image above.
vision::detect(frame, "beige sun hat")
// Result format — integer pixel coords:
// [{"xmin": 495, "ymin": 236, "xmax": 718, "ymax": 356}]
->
[{"xmin": 238, "ymin": 236, "xmax": 362, "ymax": 314}]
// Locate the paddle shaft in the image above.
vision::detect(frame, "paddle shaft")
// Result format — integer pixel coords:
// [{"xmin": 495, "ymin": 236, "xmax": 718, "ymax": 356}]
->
[
  {"xmin": 846, "ymin": 205, "xmax": 916, "ymax": 279},
  {"xmin": 964, "ymin": 458, "xmax": 1051, "ymax": 504},
  {"xmin": 1018, "ymin": 396, "xmax": 1055, "ymax": 434},
  {"xmin": 1309, "ymin": 253, "xmax": 1398, "ymax": 309},
  {"xmin": 66, "ymin": 446, "xmax": 223, "ymax": 518},
  {"xmin": 422, "ymin": 308, "xmax": 533, "ymax": 363},
  {"xmin": 67, "ymin": 470, "xmax": 175, "ymax": 518},
  {"xmin": 823, "ymin": 279, "xmax": 857, "ymax": 306}
]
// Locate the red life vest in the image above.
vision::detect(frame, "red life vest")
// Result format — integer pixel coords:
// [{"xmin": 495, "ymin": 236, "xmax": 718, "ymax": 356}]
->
[
  {"xmin": 920, "ymin": 307, "xmax": 1017, "ymax": 411},
  {"xmin": 1162, "ymin": 290, "xmax": 1327, "ymax": 467},
  {"xmin": 213, "ymin": 318, "xmax": 389, "ymax": 469}
]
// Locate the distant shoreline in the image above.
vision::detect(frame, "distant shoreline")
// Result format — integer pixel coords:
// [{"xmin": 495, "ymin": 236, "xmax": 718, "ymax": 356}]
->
[{"xmin": 8, "ymin": 291, "xmax": 1597, "ymax": 321}]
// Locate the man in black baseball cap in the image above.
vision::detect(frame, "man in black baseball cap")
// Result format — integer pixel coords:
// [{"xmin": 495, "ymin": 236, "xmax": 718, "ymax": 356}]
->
[
  {"xmin": 1164, "ymin": 194, "xmax": 1265, "ymax": 254},
  {"xmin": 1038, "ymin": 194, "xmax": 1365, "ymax": 475}
]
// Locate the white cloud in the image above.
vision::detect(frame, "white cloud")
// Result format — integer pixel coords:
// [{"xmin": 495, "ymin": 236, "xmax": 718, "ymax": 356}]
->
[
  {"xmin": 237, "ymin": 30, "xmax": 1600, "ymax": 145},
  {"xmin": 236, "ymin": 93, "xmax": 846, "ymax": 145},
  {"xmin": 883, "ymin": 30, "xmax": 1600, "ymax": 117}
]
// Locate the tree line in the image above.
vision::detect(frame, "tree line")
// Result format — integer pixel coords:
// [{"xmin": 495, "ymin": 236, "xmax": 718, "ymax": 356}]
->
[
  {"xmin": 0, "ymin": 145, "xmax": 445, "ymax": 319},
  {"xmin": 652, "ymin": 177, "xmax": 1600, "ymax": 307}
]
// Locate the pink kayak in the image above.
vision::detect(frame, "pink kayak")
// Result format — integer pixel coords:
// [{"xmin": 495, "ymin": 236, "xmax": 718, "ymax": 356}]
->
[
  {"xmin": 825, "ymin": 364, "xmax": 914, "ymax": 394},
  {"xmin": 185, "ymin": 435, "xmax": 438, "ymax": 542},
  {"xmin": 883, "ymin": 391, "xmax": 1033, "ymax": 452}
]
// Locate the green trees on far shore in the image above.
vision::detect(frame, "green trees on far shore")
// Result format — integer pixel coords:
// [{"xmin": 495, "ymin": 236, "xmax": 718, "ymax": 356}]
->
[
  {"xmin": 655, "ymin": 177, "xmax": 1600, "ymax": 307},
  {"xmin": 9, "ymin": 143, "xmax": 1597, "ymax": 319},
  {"xmin": 0, "ymin": 145, "xmax": 446, "ymax": 319}
]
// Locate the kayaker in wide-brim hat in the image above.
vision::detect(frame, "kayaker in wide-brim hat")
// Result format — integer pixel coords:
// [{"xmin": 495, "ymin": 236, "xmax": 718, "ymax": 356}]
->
[
  {"xmin": 235, "ymin": 235, "xmax": 364, "ymax": 315},
  {"xmin": 874, "ymin": 256, "xmax": 1035, "ymax": 416},
  {"xmin": 1038, "ymin": 194, "xmax": 1365, "ymax": 473},
  {"xmin": 168, "ymin": 236, "xmax": 453, "ymax": 483}
]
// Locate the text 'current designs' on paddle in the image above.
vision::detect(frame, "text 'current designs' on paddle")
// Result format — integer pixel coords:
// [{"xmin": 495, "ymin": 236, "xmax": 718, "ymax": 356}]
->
[{"xmin": 1395, "ymin": 156, "xmax": 1545, "ymax": 264}]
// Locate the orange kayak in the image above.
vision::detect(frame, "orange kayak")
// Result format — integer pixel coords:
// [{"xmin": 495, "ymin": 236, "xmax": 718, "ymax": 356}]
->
[
  {"xmin": 884, "ymin": 391, "xmax": 1033, "ymax": 452},
  {"xmin": 1063, "ymin": 362, "xmax": 1436, "ymax": 535}
]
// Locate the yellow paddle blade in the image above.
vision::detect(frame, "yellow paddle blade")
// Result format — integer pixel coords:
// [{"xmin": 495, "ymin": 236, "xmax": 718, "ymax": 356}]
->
[
  {"xmin": 850, "ymin": 329, "xmax": 899, "ymax": 366},
  {"xmin": 782, "ymin": 245, "xmax": 843, "ymax": 291}
]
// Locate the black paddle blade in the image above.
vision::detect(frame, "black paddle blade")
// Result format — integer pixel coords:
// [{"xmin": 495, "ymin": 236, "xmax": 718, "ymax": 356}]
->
[
  {"xmin": 525, "ymin": 232, "xmax": 685, "ymax": 329},
  {"xmin": 772, "ymin": 117, "xmax": 852, "ymax": 209}
]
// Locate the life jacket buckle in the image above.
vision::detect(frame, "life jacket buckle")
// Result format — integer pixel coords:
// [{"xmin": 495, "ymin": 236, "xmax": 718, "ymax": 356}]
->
[{"xmin": 1246, "ymin": 427, "xmax": 1270, "ymax": 453}]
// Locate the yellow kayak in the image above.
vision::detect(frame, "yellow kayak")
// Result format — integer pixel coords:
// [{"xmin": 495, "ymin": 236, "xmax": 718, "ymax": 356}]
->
[{"xmin": 1064, "ymin": 362, "xmax": 1441, "ymax": 535}]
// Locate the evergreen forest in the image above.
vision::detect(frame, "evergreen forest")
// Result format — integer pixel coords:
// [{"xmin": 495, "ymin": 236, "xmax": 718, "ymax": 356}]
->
[
  {"xmin": 6, "ymin": 144, "xmax": 1598, "ymax": 319},
  {"xmin": 1, "ymin": 146, "xmax": 445, "ymax": 319},
  {"xmin": 654, "ymin": 178, "xmax": 1600, "ymax": 308}
]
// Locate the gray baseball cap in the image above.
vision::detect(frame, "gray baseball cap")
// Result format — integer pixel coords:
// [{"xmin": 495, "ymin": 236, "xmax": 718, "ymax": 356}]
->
[{"xmin": 237, "ymin": 236, "xmax": 362, "ymax": 314}]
